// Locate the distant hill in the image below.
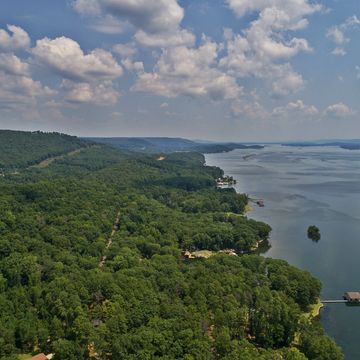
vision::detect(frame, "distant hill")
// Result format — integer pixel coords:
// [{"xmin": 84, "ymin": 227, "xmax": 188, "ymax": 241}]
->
[
  {"xmin": 0, "ymin": 130, "xmax": 91, "ymax": 170},
  {"xmin": 282, "ymin": 139, "xmax": 360, "ymax": 150},
  {"xmin": 87, "ymin": 137, "xmax": 263, "ymax": 153}
]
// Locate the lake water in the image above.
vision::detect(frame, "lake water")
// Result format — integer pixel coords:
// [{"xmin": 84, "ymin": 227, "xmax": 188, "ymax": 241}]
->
[{"xmin": 205, "ymin": 145, "xmax": 360, "ymax": 359}]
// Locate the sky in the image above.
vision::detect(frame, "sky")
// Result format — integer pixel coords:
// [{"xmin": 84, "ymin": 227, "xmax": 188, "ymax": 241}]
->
[{"xmin": 0, "ymin": 0, "xmax": 359, "ymax": 141}]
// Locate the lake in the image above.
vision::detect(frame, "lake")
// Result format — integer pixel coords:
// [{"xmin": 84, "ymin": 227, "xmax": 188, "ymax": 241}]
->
[{"xmin": 205, "ymin": 145, "xmax": 360, "ymax": 359}]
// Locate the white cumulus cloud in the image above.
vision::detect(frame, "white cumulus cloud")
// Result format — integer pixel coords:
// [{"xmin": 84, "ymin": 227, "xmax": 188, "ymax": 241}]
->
[
  {"xmin": 90, "ymin": 15, "xmax": 126, "ymax": 34},
  {"xmin": 62, "ymin": 80, "xmax": 120, "ymax": 106},
  {"xmin": 271, "ymin": 66, "xmax": 305, "ymax": 96},
  {"xmin": 220, "ymin": 30, "xmax": 307, "ymax": 96},
  {"xmin": 0, "ymin": 71, "xmax": 54, "ymax": 109},
  {"xmin": 72, "ymin": 0, "xmax": 194, "ymax": 48},
  {"xmin": 121, "ymin": 58, "xmax": 144, "ymax": 73},
  {"xmin": 31, "ymin": 37, "xmax": 124, "ymax": 106},
  {"xmin": 132, "ymin": 38, "xmax": 242, "ymax": 101},
  {"xmin": 272, "ymin": 100, "xmax": 318, "ymax": 117},
  {"xmin": 113, "ymin": 42, "xmax": 137, "ymax": 57},
  {"xmin": 0, "ymin": 34, "xmax": 54, "ymax": 109},
  {"xmin": 0, "ymin": 53, "xmax": 30, "ymax": 76},
  {"xmin": 32, "ymin": 37, "xmax": 123, "ymax": 82},
  {"xmin": 220, "ymin": 0, "xmax": 318, "ymax": 97},
  {"xmin": 324, "ymin": 102, "xmax": 354, "ymax": 118},
  {"xmin": 226, "ymin": 0, "xmax": 321, "ymax": 20},
  {"xmin": 102, "ymin": 0, "xmax": 183, "ymax": 33},
  {"xmin": 72, "ymin": 0, "xmax": 102, "ymax": 16},
  {"xmin": 134, "ymin": 28, "xmax": 195, "ymax": 48},
  {"xmin": 326, "ymin": 15, "xmax": 360, "ymax": 56},
  {"xmin": 0, "ymin": 25, "xmax": 31, "ymax": 51}
]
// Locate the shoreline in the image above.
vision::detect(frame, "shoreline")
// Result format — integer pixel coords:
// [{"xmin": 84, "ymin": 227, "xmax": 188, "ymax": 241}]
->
[
  {"xmin": 293, "ymin": 299, "xmax": 324, "ymax": 346},
  {"xmin": 245, "ymin": 203, "xmax": 253, "ymax": 214},
  {"xmin": 305, "ymin": 299, "xmax": 324, "ymax": 320},
  {"xmin": 208, "ymin": 154, "xmax": 325, "ymax": 320},
  {"xmin": 203, "ymin": 152, "xmax": 352, "ymax": 357}
]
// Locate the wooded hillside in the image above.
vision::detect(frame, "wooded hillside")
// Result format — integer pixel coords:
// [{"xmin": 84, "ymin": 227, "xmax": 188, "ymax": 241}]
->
[
  {"xmin": 0, "ymin": 132, "xmax": 343, "ymax": 359},
  {"xmin": 0, "ymin": 130, "xmax": 90, "ymax": 170}
]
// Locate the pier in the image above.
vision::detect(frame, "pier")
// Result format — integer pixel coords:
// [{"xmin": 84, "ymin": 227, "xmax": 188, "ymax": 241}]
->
[
  {"xmin": 322, "ymin": 292, "xmax": 360, "ymax": 304},
  {"xmin": 249, "ymin": 198, "xmax": 265, "ymax": 207}
]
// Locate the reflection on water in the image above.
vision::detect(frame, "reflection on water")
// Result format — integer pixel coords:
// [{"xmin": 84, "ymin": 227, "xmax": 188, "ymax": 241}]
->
[{"xmin": 205, "ymin": 145, "xmax": 360, "ymax": 360}]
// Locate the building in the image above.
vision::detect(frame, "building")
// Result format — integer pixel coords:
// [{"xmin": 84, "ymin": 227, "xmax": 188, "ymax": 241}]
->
[
  {"xmin": 26, "ymin": 354, "xmax": 53, "ymax": 360},
  {"xmin": 344, "ymin": 292, "xmax": 360, "ymax": 302},
  {"xmin": 183, "ymin": 250, "xmax": 194, "ymax": 259},
  {"xmin": 26, "ymin": 355, "xmax": 47, "ymax": 360}
]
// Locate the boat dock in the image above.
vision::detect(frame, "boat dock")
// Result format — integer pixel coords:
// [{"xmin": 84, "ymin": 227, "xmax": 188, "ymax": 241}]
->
[
  {"xmin": 322, "ymin": 292, "xmax": 360, "ymax": 304},
  {"xmin": 249, "ymin": 198, "xmax": 265, "ymax": 207}
]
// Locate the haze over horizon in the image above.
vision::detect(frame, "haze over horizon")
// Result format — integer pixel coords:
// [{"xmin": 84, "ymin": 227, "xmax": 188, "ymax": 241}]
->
[{"xmin": 0, "ymin": 0, "xmax": 359, "ymax": 141}]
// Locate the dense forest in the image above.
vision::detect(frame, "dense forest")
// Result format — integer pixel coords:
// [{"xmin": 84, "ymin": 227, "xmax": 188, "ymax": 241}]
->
[
  {"xmin": 0, "ymin": 130, "xmax": 90, "ymax": 170},
  {"xmin": 0, "ymin": 132, "xmax": 343, "ymax": 359}
]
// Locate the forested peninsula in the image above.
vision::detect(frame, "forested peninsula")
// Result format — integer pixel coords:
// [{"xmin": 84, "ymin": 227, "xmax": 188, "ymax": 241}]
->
[{"xmin": 0, "ymin": 131, "xmax": 343, "ymax": 359}]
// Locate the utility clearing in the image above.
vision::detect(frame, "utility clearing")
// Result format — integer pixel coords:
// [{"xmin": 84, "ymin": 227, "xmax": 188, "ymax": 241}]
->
[
  {"xmin": 99, "ymin": 211, "xmax": 121, "ymax": 268},
  {"xmin": 30, "ymin": 149, "xmax": 83, "ymax": 169}
]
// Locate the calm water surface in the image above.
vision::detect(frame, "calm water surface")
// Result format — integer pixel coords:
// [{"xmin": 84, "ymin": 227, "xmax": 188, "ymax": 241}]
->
[{"xmin": 205, "ymin": 145, "xmax": 360, "ymax": 360}]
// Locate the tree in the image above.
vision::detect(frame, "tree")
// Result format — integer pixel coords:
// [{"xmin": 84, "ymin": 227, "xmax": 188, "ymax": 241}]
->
[
  {"xmin": 300, "ymin": 324, "xmax": 344, "ymax": 360},
  {"xmin": 307, "ymin": 225, "xmax": 321, "ymax": 242}
]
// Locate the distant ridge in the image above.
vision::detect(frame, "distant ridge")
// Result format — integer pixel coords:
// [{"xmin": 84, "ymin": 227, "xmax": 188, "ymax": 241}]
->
[
  {"xmin": 87, "ymin": 137, "xmax": 264, "ymax": 153},
  {"xmin": 282, "ymin": 139, "xmax": 360, "ymax": 150},
  {"xmin": 0, "ymin": 130, "xmax": 91, "ymax": 170}
]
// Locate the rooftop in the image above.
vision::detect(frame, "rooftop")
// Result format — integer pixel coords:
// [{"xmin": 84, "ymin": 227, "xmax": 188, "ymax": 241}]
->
[
  {"xmin": 344, "ymin": 292, "xmax": 360, "ymax": 300},
  {"xmin": 27, "ymin": 354, "xmax": 48, "ymax": 360}
]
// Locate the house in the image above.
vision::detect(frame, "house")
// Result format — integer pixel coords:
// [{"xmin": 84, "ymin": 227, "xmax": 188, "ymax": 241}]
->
[
  {"xmin": 26, "ymin": 354, "xmax": 53, "ymax": 360},
  {"xmin": 219, "ymin": 249, "xmax": 237, "ymax": 256},
  {"xmin": 183, "ymin": 251, "xmax": 194, "ymax": 259},
  {"xmin": 344, "ymin": 292, "xmax": 360, "ymax": 302},
  {"xmin": 26, "ymin": 354, "xmax": 54, "ymax": 360},
  {"xmin": 26, "ymin": 354, "xmax": 47, "ymax": 360}
]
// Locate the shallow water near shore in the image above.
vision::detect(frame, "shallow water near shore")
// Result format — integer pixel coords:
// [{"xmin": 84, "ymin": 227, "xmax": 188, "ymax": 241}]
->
[{"xmin": 205, "ymin": 145, "xmax": 360, "ymax": 360}]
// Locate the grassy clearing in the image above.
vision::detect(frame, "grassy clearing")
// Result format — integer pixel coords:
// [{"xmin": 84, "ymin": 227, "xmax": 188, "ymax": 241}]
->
[
  {"xmin": 293, "ymin": 299, "xmax": 323, "ymax": 345},
  {"xmin": 192, "ymin": 250, "xmax": 214, "ymax": 259},
  {"xmin": 18, "ymin": 354, "xmax": 32, "ymax": 360},
  {"xmin": 304, "ymin": 300, "xmax": 324, "ymax": 320},
  {"xmin": 31, "ymin": 149, "xmax": 82, "ymax": 168}
]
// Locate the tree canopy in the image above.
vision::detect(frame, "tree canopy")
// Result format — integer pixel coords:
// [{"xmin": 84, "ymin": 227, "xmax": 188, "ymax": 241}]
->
[
  {"xmin": 307, "ymin": 226, "xmax": 321, "ymax": 242},
  {"xmin": 0, "ymin": 132, "xmax": 342, "ymax": 359},
  {"xmin": 0, "ymin": 130, "xmax": 91, "ymax": 170}
]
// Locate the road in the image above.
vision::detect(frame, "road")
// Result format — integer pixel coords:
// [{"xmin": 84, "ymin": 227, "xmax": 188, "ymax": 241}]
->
[{"xmin": 98, "ymin": 211, "xmax": 121, "ymax": 268}]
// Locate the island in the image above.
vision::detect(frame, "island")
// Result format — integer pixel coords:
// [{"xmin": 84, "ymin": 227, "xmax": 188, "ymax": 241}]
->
[{"xmin": 308, "ymin": 225, "xmax": 321, "ymax": 241}]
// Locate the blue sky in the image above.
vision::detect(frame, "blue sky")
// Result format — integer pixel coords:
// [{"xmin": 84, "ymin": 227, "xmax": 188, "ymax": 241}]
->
[{"xmin": 0, "ymin": 0, "xmax": 359, "ymax": 141}]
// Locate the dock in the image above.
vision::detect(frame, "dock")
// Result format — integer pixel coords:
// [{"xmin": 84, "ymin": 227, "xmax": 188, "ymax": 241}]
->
[
  {"xmin": 249, "ymin": 198, "xmax": 265, "ymax": 207},
  {"xmin": 322, "ymin": 292, "xmax": 360, "ymax": 305}
]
